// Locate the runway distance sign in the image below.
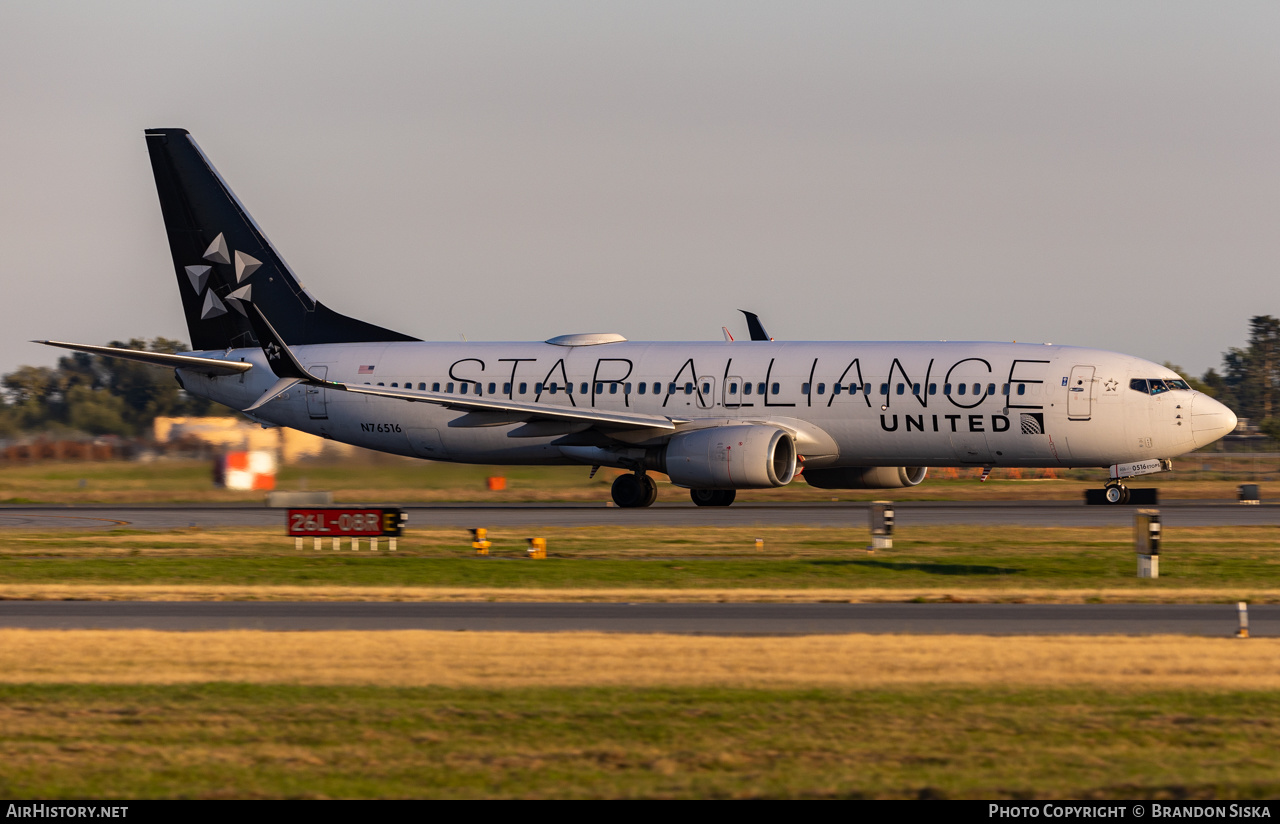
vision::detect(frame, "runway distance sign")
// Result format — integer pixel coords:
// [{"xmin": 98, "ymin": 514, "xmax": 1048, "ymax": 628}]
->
[{"xmin": 287, "ymin": 508, "xmax": 406, "ymax": 537}]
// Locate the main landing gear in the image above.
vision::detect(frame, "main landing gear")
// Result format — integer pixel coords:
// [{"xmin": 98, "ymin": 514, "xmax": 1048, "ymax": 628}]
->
[
  {"xmin": 1104, "ymin": 482, "xmax": 1130, "ymax": 505},
  {"xmin": 611, "ymin": 472, "xmax": 658, "ymax": 508},
  {"xmin": 690, "ymin": 489, "xmax": 737, "ymax": 507}
]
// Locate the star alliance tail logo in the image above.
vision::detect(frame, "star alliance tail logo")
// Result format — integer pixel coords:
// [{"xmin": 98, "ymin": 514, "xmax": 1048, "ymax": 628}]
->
[
  {"xmin": 264, "ymin": 342, "xmax": 282, "ymax": 361},
  {"xmin": 1020, "ymin": 413, "xmax": 1044, "ymax": 435}
]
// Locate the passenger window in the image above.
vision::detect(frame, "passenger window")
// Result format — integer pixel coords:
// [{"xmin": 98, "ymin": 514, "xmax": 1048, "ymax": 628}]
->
[
  {"xmin": 701, "ymin": 382, "xmax": 711, "ymax": 395},
  {"xmin": 896, "ymin": 383, "xmax": 904, "ymax": 395},
  {"xmin": 596, "ymin": 383, "xmax": 604, "ymax": 394},
  {"xmin": 378, "ymin": 382, "xmax": 385, "ymax": 387},
  {"xmin": 832, "ymin": 384, "xmax": 842, "ymax": 396},
  {"xmin": 684, "ymin": 383, "xmax": 694, "ymax": 395},
  {"xmin": 475, "ymin": 383, "xmax": 482, "ymax": 396},
  {"xmin": 912, "ymin": 383, "xmax": 920, "ymax": 395},
  {"xmin": 432, "ymin": 382, "xmax": 440, "ymax": 392},
  {"xmin": 652, "ymin": 383, "xmax": 661, "ymax": 394},
  {"xmin": 669, "ymin": 383, "xmax": 678, "ymax": 395},
  {"xmin": 519, "ymin": 382, "xmax": 527, "ymax": 395},
  {"xmin": 1001, "ymin": 384, "xmax": 1009, "ymax": 395},
  {"xmin": 638, "ymin": 382, "xmax": 647, "ymax": 395},
  {"xmin": 957, "ymin": 384, "xmax": 966, "ymax": 395},
  {"xmin": 1130, "ymin": 379, "xmax": 1149, "ymax": 394},
  {"xmin": 758, "ymin": 383, "xmax": 767, "ymax": 395},
  {"xmin": 417, "ymin": 383, "xmax": 425, "ymax": 391},
  {"xmin": 863, "ymin": 384, "xmax": 872, "ymax": 396},
  {"xmin": 771, "ymin": 383, "xmax": 780, "ymax": 394},
  {"xmin": 880, "ymin": 383, "xmax": 889, "ymax": 395},
  {"xmin": 535, "ymin": 383, "xmax": 543, "ymax": 394},
  {"xmin": 611, "ymin": 383, "xmax": 619, "ymax": 394},
  {"xmin": 391, "ymin": 382, "xmax": 398, "ymax": 388},
  {"xmin": 744, "ymin": 383, "xmax": 753, "ymax": 396},
  {"xmin": 463, "ymin": 383, "xmax": 472, "ymax": 395},
  {"xmin": 564, "ymin": 382, "xmax": 572, "ymax": 395},
  {"xmin": 728, "ymin": 383, "xmax": 737, "ymax": 395},
  {"xmin": 580, "ymin": 383, "xmax": 588, "ymax": 395},
  {"xmin": 971, "ymin": 383, "xmax": 980, "ymax": 395},
  {"xmin": 802, "ymin": 383, "xmax": 810, "ymax": 394},
  {"xmin": 490, "ymin": 382, "xmax": 497, "ymax": 394},
  {"xmin": 624, "ymin": 383, "xmax": 632, "ymax": 394},
  {"xmin": 944, "ymin": 384, "xmax": 951, "ymax": 395},
  {"xmin": 928, "ymin": 383, "xmax": 937, "ymax": 395},
  {"xmin": 503, "ymin": 383, "xmax": 511, "ymax": 394},
  {"xmin": 986, "ymin": 384, "xmax": 994, "ymax": 395},
  {"xmin": 817, "ymin": 383, "xmax": 826, "ymax": 395},
  {"xmin": 549, "ymin": 383, "xmax": 559, "ymax": 394},
  {"xmin": 1017, "ymin": 384, "xmax": 1026, "ymax": 395},
  {"xmin": 446, "ymin": 382, "xmax": 454, "ymax": 393}
]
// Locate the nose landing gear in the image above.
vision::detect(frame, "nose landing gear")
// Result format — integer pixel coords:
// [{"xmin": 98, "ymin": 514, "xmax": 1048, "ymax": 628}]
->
[
  {"xmin": 611, "ymin": 472, "xmax": 658, "ymax": 508},
  {"xmin": 1104, "ymin": 483, "xmax": 1130, "ymax": 505}
]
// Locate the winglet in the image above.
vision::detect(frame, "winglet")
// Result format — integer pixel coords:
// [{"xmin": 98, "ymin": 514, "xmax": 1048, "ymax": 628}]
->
[
  {"xmin": 243, "ymin": 301, "xmax": 325, "ymax": 383},
  {"xmin": 739, "ymin": 310, "xmax": 772, "ymax": 341},
  {"xmin": 721, "ymin": 326, "xmax": 734, "ymax": 342}
]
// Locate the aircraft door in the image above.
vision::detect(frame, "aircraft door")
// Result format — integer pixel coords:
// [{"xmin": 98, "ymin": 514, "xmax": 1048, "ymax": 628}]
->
[
  {"xmin": 1067, "ymin": 365, "xmax": 1094, "ymax": 420},
  {"xmin": 724, "ymin": 376, "xmax": 744, "ymax": 408},
  {"xmin": 697, "ymin": 376, "xmax": 716, "ymax": 409},
  {"xmin": 307, "ymin": 366, "xmax": 329, "ymax": 419}
]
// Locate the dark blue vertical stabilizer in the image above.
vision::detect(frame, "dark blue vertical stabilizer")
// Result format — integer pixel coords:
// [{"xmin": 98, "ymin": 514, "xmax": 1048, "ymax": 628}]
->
[{"xmin": 145, "ymin": 128, "xmax": 418, "ymax": 351}]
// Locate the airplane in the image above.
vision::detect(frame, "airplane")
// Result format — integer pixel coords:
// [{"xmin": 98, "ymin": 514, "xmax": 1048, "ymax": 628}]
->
[{"xmin": 37, "ymin": 129, "xmax": 1238, "ymax": 508}]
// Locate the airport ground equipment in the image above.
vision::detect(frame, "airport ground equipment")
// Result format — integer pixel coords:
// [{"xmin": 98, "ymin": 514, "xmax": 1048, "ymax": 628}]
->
[
  {"xmin": 1239, "ymin": 484, "xmax": 1261, "ymax": 505},
  {"xmin": 869, "ymin": 501, "xmax": 894, "ymax": 551},
  {"xmin": 288, "ymin": 507, "xmax": 406, "ymax": 551},
  {"xmin": 471, "ymin": 527, "xmax": 491, "ymax": 555},
  {"xmin": 1237, "ymin": 602, "xmax": 1250, "ymax": 638},
  {"xmin": 1135, "ymin": 509, "xmax": 1160, "ymax": 578},
  {"xmin": 527, "ymin": 537, "xmax": 547, "ymax": 559}
]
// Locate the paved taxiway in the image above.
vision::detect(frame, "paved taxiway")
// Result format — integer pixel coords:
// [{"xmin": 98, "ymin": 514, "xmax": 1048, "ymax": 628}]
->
[
  {"xmin": 0, "ymin": 602, "xmax": 1271, "ymax": 636},
  {"xmin": 1, "ymin": 501, "xmax": 1279, "ymax": 530}
]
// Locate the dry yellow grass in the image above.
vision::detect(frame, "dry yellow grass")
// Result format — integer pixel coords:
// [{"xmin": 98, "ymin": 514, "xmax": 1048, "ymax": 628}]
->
[
  {"xmin": 1, "ymin": 629, "xmax": 1276, "ymax": 690},
  {"xmin": 4, "ymin": 583, "xmax": 1280, "ymax": 603}
]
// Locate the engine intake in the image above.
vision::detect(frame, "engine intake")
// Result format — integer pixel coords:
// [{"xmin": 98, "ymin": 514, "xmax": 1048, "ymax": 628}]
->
[
  {"xmin": 664, "ymin": 425, "xmax": 796, "ymax": 489},
  {"xmin": 803, "ymin": 466, "xmax": 927, "ymax": 489}
]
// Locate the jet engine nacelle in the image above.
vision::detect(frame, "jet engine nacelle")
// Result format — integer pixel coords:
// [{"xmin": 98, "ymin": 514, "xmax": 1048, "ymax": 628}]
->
[
  {"xmin": 664, "ymin": 425, "xmax": 797, "ymax": 489},
  {"xmin": 802, "ymin": 466, "xmax": 928, "ymax": 489}
]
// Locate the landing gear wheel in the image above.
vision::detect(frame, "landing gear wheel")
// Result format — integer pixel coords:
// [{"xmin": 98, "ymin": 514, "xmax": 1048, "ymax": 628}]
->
[
  {"xmin": 640, "ymin": 474, "xmax": 658, "ymax": 507},
  {"xmin": 612, "ymin": 473, "xmax": 657, "ymax": 508},
  {"xmin": 1104, "ymin": 483, "xmax": 1130, "ymax": 505},
  {"xmin": 690, "ymin": 489, "xmax": 737, "ymax": 507}
]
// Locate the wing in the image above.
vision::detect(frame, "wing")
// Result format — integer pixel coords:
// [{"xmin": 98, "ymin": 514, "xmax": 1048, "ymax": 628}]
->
[
  {"xmin": 34, "ymin": 340, "xmax": 253, "ymax": 376},
  {"xmin": 339, "ymin": 382, "xmax": 685, "ymax": 431}
]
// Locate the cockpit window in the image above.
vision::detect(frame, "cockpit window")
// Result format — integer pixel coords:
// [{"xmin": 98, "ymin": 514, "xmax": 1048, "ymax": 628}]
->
[
  {"xmin": 1167, "ymin": 379, "xmax": 1191, "ymax": 391},
  {"xmin": 1130, "ymin": 379, "xmax": 1148, "ymax": 394},
  {"xmin": 1148, "ymin": 379, "xmax": 1170, "ymax": 395}
]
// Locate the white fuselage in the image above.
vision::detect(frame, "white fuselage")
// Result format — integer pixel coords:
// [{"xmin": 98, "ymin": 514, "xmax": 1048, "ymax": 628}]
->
[{"xmin": 180, "ymin": 339, "xmax": 1236, "ymax": 471}]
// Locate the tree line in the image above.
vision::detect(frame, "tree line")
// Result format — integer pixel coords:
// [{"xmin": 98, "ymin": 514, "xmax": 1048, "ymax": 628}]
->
[{"xmin": 1, "ymin": 320, "xmax": 1278, "ymax": 439}]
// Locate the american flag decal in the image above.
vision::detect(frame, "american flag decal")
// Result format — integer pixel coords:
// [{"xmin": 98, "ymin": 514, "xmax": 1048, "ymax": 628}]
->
[
  {"xmin": 358, "ymin": 365, "xmax": 375, "ymax": 374},
  {"xmin": 1020, "ymin": 413, "xmax": 1045, "ymax": 435}
]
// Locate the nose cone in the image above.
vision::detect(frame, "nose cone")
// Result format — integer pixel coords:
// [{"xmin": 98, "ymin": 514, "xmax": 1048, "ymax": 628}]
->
[{"xmin": 1191, "ymin": 395, "xmax": 1238, "ymax": 448}]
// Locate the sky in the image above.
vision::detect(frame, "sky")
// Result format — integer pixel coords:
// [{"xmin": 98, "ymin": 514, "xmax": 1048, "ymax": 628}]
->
[{"xmin": 1, "ymin": 1, "xmax": 1277, "ymax": 378}]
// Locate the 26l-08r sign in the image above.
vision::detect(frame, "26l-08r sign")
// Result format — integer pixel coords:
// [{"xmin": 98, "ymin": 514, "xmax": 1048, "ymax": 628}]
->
[{"xmin": 287, "ymin": 508, "xmax": 406, "ymax": 537}]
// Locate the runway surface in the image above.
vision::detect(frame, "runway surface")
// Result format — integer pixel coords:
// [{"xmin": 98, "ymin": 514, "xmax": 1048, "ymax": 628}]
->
[
  {"xmin": 0, "ymin": 601, "xmax": 1270, "ymax": 636},
  {"xmin": 1, "ymin": 501, "xmax": 1279, "ymax": 530}
]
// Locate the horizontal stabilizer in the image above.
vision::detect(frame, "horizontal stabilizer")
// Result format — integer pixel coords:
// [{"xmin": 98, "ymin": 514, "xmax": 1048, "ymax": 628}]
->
[{"xmin": 34, "ymin": 341, "xmax": 252, "ymax": 376}]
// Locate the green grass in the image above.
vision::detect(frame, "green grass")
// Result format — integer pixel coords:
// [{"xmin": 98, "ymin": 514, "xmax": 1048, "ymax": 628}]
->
[
  {"xmin": 2, "ymin": 525, "xmax": 1279, "ymax": 594},
  {"xmin": 1, "ymin": 683, "xmax": 1276, "ymax": 799}
]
